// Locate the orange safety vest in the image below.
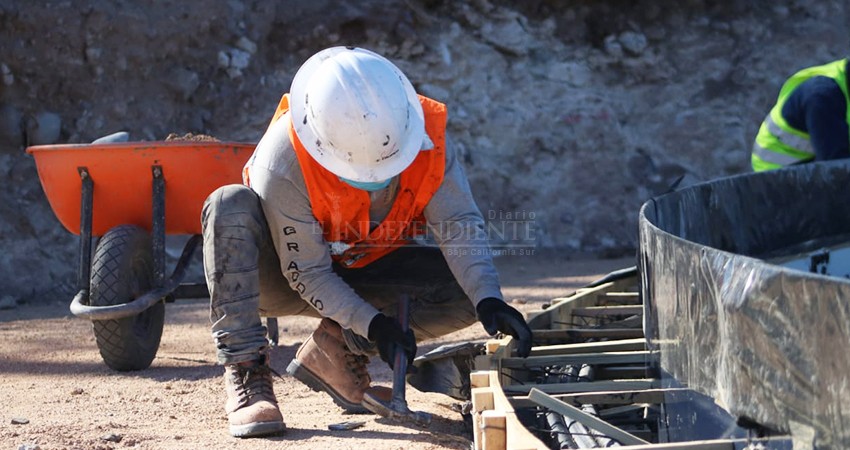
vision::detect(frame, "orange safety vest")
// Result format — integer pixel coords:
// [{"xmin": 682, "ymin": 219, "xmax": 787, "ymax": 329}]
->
[{"xmin": 262, "ymin": 93, "xmax": 446, "ymax": 268}]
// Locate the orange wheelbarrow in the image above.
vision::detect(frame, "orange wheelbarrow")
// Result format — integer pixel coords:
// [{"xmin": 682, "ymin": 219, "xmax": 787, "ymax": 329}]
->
[{"xmin": 27, "ymin": 140, "xmax": 271, "ymax": 371}]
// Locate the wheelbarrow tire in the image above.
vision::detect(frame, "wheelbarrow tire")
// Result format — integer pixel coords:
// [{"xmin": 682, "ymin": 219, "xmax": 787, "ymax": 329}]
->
[{"xmin": 90, "ymin": 225, "xmax": 164, "ymax": 371}]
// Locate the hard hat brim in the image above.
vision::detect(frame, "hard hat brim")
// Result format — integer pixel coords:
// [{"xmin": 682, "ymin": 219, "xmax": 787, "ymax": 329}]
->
[{"xmin": 290, "ymin": 47, "xmax": 426, "ymax": 182}]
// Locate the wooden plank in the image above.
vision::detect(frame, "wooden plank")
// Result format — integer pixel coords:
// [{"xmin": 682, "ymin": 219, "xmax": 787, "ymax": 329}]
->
[
  {"xmin": 597, "ymin": 314, "xmax": 643, "ymax": 329},
  {"xmin": 501, "ymin": 350, "xmax": 650, "ymax": 368},
  {"xmin": 472, "ymin": 388, "xmax": 495, "ymax": 450},
  {"xmin": 528, "ymin": 281, "xmax": 623, "ymax": 329},
  {"xmin": 471, "ymin": 370, "xmax": 491, "ymax": 389},
  {"xmin": 599, "ymin": 292, "xmax": 641, "ymax": 306},
  {"xmin": 572, "ymin": 305, "xmax": 643, "ymax": 317},
  {"xmin": 486, "ymin": 340, "xmax": 502, "ymax": 354},
  {"xmin": 503, "ymin": 379, "xmax": 659, "ymax": 395},
  {"xmin": 531, "ymin": 327, "xmax": 644, "ymax": 341},
  {"xmin": 509, "ymin": 388, "xmax": 692, "ymax": 408},
  {"xmin": 529, "ymin": 338, "xmax": 646, "ymax": 356},
  {"xmin": 472, "ymin": 388, "xmax": 495, "ymax": 412},
  {"xmin": 481, "ymin": 410, "xmax": 506, "ymax": 450},
  {"xmin": 528, "ymin": 387, "xmax": 650, "ymax": 445},
  {"xmin": 484, "ymin": 339, "xmax": 547, "ymax": 450}
]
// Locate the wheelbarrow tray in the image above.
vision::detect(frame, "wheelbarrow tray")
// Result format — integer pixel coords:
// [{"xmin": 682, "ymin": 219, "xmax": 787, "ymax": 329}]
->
[{"xmin": 27, "ymin": 141, "xmax": 255, "ymax": 236}]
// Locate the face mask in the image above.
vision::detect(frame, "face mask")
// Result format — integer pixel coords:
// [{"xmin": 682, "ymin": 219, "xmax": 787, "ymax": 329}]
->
[{"xmin": 340, "ymin": 177, "xmax": 392, "ymax": 192}]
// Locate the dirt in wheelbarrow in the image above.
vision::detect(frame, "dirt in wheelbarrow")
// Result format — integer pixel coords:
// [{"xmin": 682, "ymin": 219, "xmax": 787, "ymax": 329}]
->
[{"xmin": 0, "ymin": 254, "xmax": 632, "ymax": 450}]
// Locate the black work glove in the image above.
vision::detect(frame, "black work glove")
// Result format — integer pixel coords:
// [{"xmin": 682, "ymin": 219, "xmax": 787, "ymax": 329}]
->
[
  {"xmin": 476, "ymin": 297, "xmax": 533, "ymax": 358},
  {"xmin": 368, "ymin": 313, "xmax": 417, "ymax": 370}
]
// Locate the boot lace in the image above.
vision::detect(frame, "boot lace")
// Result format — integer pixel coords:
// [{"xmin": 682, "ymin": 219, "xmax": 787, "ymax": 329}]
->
[
  {"xmin": 344, "ymin": 351, "xmax": 370, "ymax": 386},
  {"xmin": 230, "ymin": 360, "xmax": 281, "ymax": 407}
]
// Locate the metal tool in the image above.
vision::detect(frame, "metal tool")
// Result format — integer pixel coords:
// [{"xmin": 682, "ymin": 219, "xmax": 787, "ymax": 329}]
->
[
  {"xmin": 327, "ymin": 420, "xmax": 366, "ymax": 431},
  {"xmin": 362, "ymin": 295, "xmax": 432, "ymax": 427}
]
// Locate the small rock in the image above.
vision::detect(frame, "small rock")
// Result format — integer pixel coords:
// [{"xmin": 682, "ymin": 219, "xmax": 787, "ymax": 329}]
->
[
  {"xmin": 101, "ymin": 433, "xmax": 122, "ymax": 443},
  {"xmin": 216, "ymin": 50, "xmax": 229, "ymax": 68},
  {"xmin": 70, "ymin": 388, "xmax": 84, "ymax": 395},
  {"xmin": 328, "ymin": 420, "xmax": 366, "ymax": 431},
  {"xmin": 25, "ymin": 111, "xmax": 62, "ymax": 145},
  {"xmin": 223, "ymin": 48, "xmax": 251, "ymax": 79},
  {"xmin": 91, "ymin": 131, "xmax": 129, "ymax": 144},
  {"xmin": 11, "ymin": 417, "xmax": 29, "ymax": 425},
  {"xmin": 619, "ymin": 31, "xmax": 648, "ymax": 56},
  {"xmin": 17, "ymin": 444, "xmax": 40, "ymax": 450},
  {"xmin": 235, "ymin": 36, "xmax": 257, "ymax": 54},
  {"xmin": 228, "ymin": 49, "xmax": 251, "ymax": 70},
  {"xmin": 603, "ymin": 35, "xmax": 623, "ymax": 58}
]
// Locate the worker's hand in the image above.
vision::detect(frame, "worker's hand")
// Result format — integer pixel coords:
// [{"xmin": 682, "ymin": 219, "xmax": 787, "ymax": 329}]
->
[
  {"xmin": 368, "ymin": 313, "xmax": 417, "ymax": 370},
  {"xmin": 476, "ymin": 298, "xmax": 533, "ymax": 358}
]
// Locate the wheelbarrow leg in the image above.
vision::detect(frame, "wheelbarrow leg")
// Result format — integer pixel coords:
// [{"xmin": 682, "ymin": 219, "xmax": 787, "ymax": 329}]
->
[
  {"xmin": 76, "ymin": 167, "xmax": 93, "ymax": 300},
  {"xmin": 152, "ymin": 165, "xmax": 165, "ymax": 288}
]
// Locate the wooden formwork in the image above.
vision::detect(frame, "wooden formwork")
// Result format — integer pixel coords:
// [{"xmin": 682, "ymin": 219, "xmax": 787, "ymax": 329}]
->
[{"xmin": 468, "ymin": 270, "xmax": 790, "ymax": 450}]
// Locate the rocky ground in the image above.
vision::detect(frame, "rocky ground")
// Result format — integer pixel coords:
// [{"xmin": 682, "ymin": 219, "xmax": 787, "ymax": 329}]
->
[{"xmin": 0, "ymin": 255, "xmax": 633, "ymax": 450}]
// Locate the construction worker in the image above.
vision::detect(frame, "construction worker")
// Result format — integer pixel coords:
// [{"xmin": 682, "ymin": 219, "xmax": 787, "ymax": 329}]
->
[
  {"xmin": 202, "ymin": 46, "xmax": 533, "ymax": 438},
  {"xmin": 752, "ymin": 58, "xmax": 850, "ymax": 171}
]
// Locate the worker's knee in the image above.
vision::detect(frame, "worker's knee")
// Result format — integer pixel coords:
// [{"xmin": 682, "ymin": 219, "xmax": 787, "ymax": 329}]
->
[{"xmin": 202, "ymin": 184, "xmax": 264, "ymax": 229}]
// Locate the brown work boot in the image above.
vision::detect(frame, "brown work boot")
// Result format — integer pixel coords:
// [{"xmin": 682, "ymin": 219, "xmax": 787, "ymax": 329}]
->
[
  {"xmin": 224, "ymin": 356, "xmax": 286, "ymax": 438},
  {"xmin": 286, "ymin": 318, "xmax": 391, "ymax": 413}
]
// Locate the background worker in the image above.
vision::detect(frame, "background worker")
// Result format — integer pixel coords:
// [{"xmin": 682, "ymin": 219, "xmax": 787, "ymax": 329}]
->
[
  {"xmin": 752, "ymin": 58, "xmax": 850, "ymax": 171},
  {"xmin": 202, "ymin": 46, "xmax": 533, "ymax": 438}
]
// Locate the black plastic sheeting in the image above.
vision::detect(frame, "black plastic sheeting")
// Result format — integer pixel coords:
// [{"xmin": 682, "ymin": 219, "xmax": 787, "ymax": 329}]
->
[{"xmin": 639, "ymin": 160, "xmax": 850, "ymax": 449}]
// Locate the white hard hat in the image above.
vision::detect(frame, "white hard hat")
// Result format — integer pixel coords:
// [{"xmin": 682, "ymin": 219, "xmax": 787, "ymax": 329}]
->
[{"xmin": 290, "ymin": 46, "xmax": 428, "ymax": 182}]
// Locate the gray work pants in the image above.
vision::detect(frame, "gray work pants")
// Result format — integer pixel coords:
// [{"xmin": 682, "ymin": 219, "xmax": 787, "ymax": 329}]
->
[{"xmin": 202, "ymin": 184, "xmax": 477, "ymax": 364}]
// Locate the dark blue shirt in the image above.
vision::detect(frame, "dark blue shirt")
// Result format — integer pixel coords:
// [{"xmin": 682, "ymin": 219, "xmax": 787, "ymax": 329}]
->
[{"xmin": 781, "ymin": 75, "xmax": 849, "ymax": 161}]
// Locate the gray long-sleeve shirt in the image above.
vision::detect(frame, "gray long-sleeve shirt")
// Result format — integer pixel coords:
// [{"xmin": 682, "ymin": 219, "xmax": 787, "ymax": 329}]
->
[{"xmin": 246, "ymin": 112, "xmax": 503, "ymax": 338}]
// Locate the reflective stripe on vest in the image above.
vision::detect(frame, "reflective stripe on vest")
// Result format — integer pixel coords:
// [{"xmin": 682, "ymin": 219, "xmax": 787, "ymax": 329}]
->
[
  {"xmin": 752, "ymin": 141, "xmax": 806, "ymax": 167},
  {"xmin": 267, "ymin": 93, "xmax": 447, "ymax": 268},
  {"xmin": 764, "ymin": 114, "xmax": 814, "ymax": 155}
]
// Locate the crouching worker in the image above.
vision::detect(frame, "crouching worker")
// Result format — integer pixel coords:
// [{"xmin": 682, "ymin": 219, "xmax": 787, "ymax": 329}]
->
[{"xmin": 202, "ymin": 46, "xmax": 532, "ymax": 438}]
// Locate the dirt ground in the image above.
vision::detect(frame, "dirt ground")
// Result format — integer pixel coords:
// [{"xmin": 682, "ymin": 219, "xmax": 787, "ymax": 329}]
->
[{"xmin": 0, "ymin": 254, "xmax": 633, "ymax": 450}]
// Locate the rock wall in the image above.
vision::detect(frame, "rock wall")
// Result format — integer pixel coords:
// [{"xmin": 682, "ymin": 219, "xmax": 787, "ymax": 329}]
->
[{"xmin": 0, "ymin": 0, "xmax": 848, "ymax": 303}]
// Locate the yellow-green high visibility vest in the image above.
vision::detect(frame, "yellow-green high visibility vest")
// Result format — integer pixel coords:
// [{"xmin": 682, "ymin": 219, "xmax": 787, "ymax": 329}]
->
[{"xmin": 752, "ymin": 59, "xmax": 850, "ymax": 172}]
